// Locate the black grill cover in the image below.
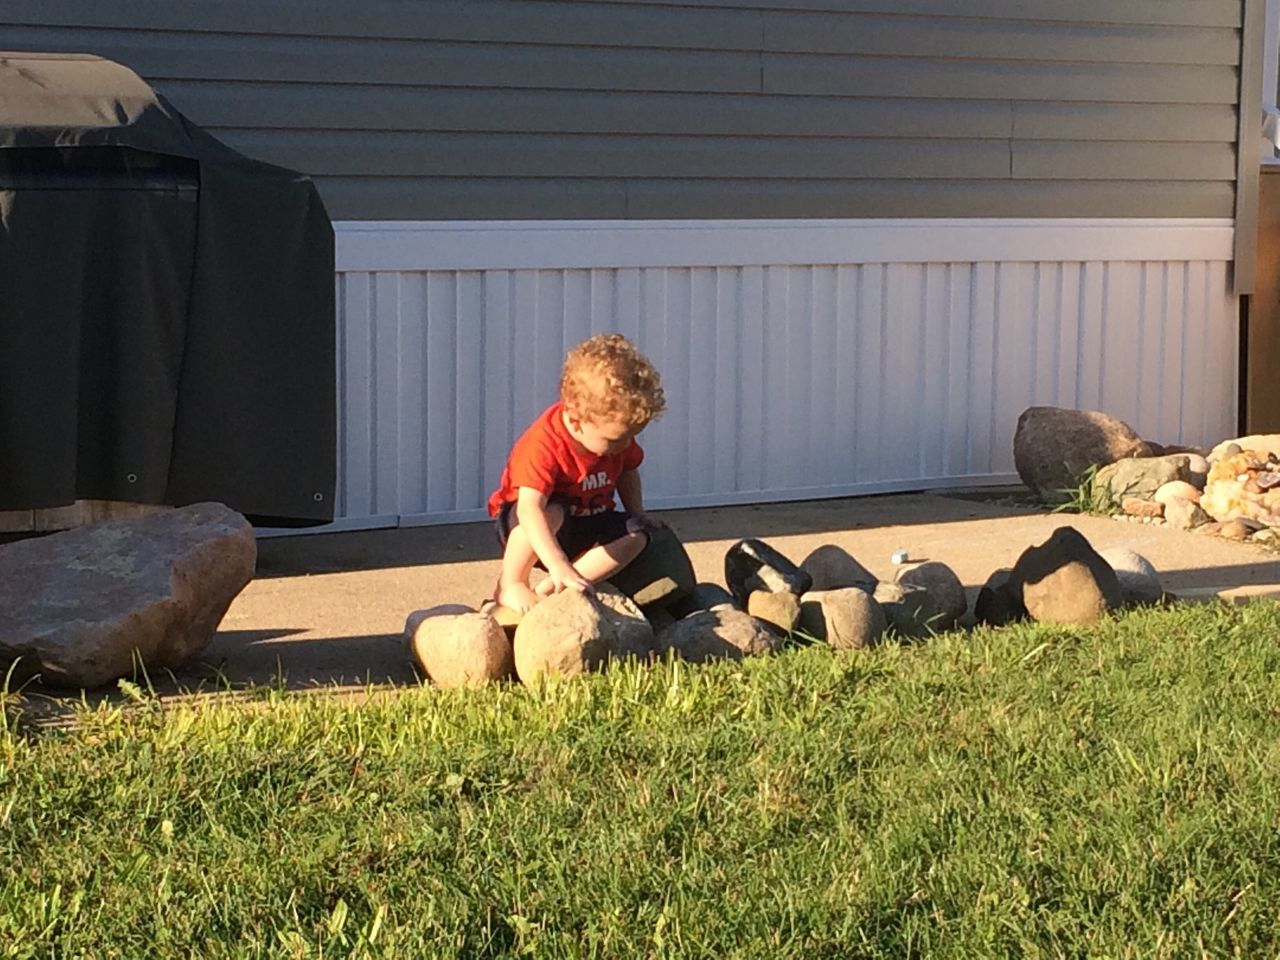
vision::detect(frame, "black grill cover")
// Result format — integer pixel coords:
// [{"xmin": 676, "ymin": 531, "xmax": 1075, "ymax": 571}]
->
[{"xmin": 0, "ymin": 52, "xmax": 335, "ymax": 526}]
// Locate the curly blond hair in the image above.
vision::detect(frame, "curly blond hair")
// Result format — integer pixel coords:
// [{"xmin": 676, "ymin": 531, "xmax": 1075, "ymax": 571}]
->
[{"xmin": 560, "ymin": 333, "xmax": 666, "ymax": 428}]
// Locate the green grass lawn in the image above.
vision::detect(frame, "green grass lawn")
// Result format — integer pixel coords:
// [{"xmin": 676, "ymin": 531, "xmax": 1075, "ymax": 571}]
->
[{"xmin": 4, "ymin": 601, "xmax": 1280, "ymax": 958}]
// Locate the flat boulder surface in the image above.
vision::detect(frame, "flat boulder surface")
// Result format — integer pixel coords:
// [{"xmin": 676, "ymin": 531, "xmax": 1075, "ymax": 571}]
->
[
  {"xmin": 655, "ymin": 607, "xmax": 779, "ymax": 663},
  {"xmin": 0, "ymin": 502, "xmax": 256, "ymax": 689},
  {"xmin": 1013, "ymin": 406, "xmax": 1151, "ymax": 502},
  {"xmin": 1010, "ymin": 526, "xmax": 1122, "ymax": 625}
]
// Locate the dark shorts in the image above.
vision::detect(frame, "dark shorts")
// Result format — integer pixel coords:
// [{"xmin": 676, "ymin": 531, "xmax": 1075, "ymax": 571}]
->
[{"xmin": 495, "ymin": 500, "xmax": 637, "ymax": 567}]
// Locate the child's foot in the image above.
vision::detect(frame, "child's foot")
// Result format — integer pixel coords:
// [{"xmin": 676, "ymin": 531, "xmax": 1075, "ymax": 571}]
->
[{"xmin": 496, "ymin": 580, "xmax": 541, "ymax": 615}]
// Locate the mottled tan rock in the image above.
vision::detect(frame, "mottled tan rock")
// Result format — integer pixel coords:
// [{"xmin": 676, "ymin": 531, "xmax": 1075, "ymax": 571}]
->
[
  {"xmin": 1200, "ymin": 451, "xmax": 1280, "ymax": 527},
  {"xmin": 747, "ymin": 589, "xmax": 801, "ymax": 635},
  {"xmin": 1209, "ymin": 435, "xmax": 1280, "ymax": 462},
  {"xmin": 1121, "ymin": 497, "xmax": 1164, "ymax": 518},
  {"xmin": 894, "ymin": 561, "xmax": 967, "ymax": 631},
  {"xmin": 1219, "ymin": 519, "xmax": 1255, "ymax": 541},
  {"xmin": 512, "ymin": 589, "xmax": 614, "ymax": 684},
  {"xmin": 0, "ymin": 502, "xmax": 255, "ymax": 689},
  {"xmin": 800, "ymin": 544, "xmax": 875, "ymax": 592},
  {"xmin": 1013, "ymin": 406, "xmax": 1151, "ymax": 503},
  {"xmin": 406, "ymin": 609, "xmax": 513, "ymax": 688},
  {"xmin": 798, "ymin": 588, "xmax": 886, "ymax": 649},
  {"xmin": 655, "ymin": 607, "xmax": 779, "ymax": 663},
  {"xmin": 1162, "ymin": 495, "xmax": 1210, "ymax": 531}
]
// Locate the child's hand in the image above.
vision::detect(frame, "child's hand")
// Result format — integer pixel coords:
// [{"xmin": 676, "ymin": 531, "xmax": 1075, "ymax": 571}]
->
[
  {"xmin": 625, "ymin": 513, "xmax": 667, "ymax": 535},
  {"xmin": 546, "ymin": 562, "xmax": 594, "ymax": 596}
]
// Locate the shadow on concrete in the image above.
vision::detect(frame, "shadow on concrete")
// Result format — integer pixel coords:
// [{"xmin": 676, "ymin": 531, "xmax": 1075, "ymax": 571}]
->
[{"xmin": 255, "ymin": 490, "xmax": 1048, "ymax": 579}]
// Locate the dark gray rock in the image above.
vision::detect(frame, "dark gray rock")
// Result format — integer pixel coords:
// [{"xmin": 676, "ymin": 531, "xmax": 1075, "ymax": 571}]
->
[
  {"xmin": 606, "ymin": 525, "xmax": 695, "ymax": 609},
  {"xmin": 724, "ymin": 538, "xmax": 812, "ymax": 606},
  {"xmin": 974, "ymin": 568, "xmax": 1026, "ymax": 627},
  {"xmin": 894, "ymin": 561, "xmax": 967, "ymax": 631},
  {"xmin": 800, "ymin": 544, "xmax": 876, "ymax": 592},
  {"xmin": 667, "ymin": 582, "xmax": 736, "ymax": 619}
]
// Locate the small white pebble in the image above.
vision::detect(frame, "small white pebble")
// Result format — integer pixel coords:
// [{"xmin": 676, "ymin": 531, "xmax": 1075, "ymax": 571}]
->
[{"xmin": 890, "ymin": 549, "xmax": 909, "ymax": 565}]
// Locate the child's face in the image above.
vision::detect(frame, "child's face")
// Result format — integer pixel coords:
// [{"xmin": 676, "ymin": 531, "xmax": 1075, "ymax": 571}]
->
[{"xmin": 567, "ymin": 413, "xmax": 640, "ymax": 457}]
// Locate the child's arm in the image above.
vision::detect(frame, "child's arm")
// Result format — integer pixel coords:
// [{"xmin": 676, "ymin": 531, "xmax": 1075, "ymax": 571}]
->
[
  {"xmin": 617, "ymin": 470, "xmax": 665, "ymax": 532},
  {"xmin": 616, "ymin": 469, "xmax": 644, "ymax": 513},
  {"xmin": 516, "ymin": 486, "xmax": 592, "ymax": 593}
]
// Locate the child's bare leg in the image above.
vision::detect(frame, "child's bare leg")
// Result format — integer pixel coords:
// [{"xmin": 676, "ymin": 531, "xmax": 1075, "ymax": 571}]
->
[
  {"xmin": 570, "ymin": 531, "xmax": 648, "ymax": 584},
  {"xmin": 495, "ymin": 504, "xmax": 565, "ymax": 613}
]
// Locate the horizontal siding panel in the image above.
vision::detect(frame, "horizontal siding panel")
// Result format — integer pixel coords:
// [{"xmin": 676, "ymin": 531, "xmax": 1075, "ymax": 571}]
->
[
  {"xmin": 311, "ymin": 177, "xmax": 1236, "ymax": 221},
  {"xmin": 315, "ymin": 178, "xmax": 631, "ymax": 220},
  {"xmin": 619, "ymin": 179, "xmax": 1236, "ymax": 219},
  {"xmin": 500, "ymin": 0, "xmax": 1242, "ymax": 27},
  {"xmin": 218, "ymin": 130, "xmax": 1011, "ymax": 179},
  {"xmin": 1012, "ymin": 102, "xmax": 1238, "ymax": 142},
  {"xmin": 7, "ymin": 28, "xmax": 762, "ymax": 93},
  {"xmin": 162, "ymin": 82, "xmax": 1239, "ymax": 144},
  {"xmin": 765, "ymin": 54, "xmax": 1239, "ymax": 103},
  {"xmin": 0, "ymin": 0, "xmax": 1243, "ymax": 31},
  {"xmin": 163, "ymin": 83, "xmax": 1016, "ymax": 139},
  {"xmin": 1, "ymin": 0, "xmax": 765, "ymax": 51},
  {"xmin": 1012, "ymin": 142, "xmax": 1236, "ymax": 181},
  {"xmin": 764, "ymin": 14, "xmax": 1238, "ymax": 65}
]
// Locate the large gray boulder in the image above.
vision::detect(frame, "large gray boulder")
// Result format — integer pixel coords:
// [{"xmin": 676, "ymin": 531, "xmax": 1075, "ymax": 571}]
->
[
  {"xmin": 798, "ymin": 588, "xmax": 886, "ymax": 649},
  {"xmin": 655, "ymin": 607, "xmax": 779, "ymax": 663},
  {"xmin": 405, "ymin": 606, "xmax": 514, "ymax": 688},
  {"xmin": 1013, "ymin": 406, "xmax": 1152, "ymax": 503},
  {"xmin": 1009, "ymin": 526, "xmax": 1122, "ymax": 625},
  {"xmin": 0, "ymin": 502, "xmax": 256, "ymax": 689}
]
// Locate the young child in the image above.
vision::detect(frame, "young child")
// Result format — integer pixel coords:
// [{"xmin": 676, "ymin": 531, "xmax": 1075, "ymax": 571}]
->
[{"xmin": 487, "ymin": 333, "xmax": 666, "ymax": 614}]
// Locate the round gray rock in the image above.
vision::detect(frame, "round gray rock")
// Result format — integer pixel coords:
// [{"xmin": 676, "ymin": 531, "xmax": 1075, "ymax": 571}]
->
[
  {"xmin": 655, "ymin": 607, "xmax": 779, "ymax": 663},
  {"xmin": 1097, "ymin": 548, "xmax": 1162, "ymax": 607},
  {"xmin": 798, "ymin": 588, "xmax": 886, "ymax": 649},
  {"xmin": 894, "ymin": 560, "xmax": 967, "ymax": 631},
  {"xmin": 800, "ymin": 544, "xmax": 876, "ymax": 592},
  {"xmin": 512, "ymin": 589, "xmax": 616, "ymax": 684},
  {"xmin": 1013, "ymin": 406, "xmax": 1151, "ymax": 503}
]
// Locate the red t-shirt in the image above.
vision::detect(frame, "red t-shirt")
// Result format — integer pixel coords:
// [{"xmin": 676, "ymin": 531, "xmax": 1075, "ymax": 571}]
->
[{"xmin": 487, "ymin": 402, "xmax": 644, "ymax": 517}]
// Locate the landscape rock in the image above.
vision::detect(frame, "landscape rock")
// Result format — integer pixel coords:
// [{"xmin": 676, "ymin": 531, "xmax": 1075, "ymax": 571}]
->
[
  {"xmin": 1121, "ymin": 497, "xmax": 1163, "ymax": 518},
  {"xmin": 667, "ymin": 582, "xmax": 737, "ymax": 619},
  {"xmin": 605, "ymin": 525, "xmax": 696, "ymax": 608},
  {"xmin": 404, "ymin": 603, "xmax": 475, "ymax": 644},
  {"xmin": 406, "ymin": 609, "xmax": 513, "ymax": 687},
  {"xmin": 1009, "ymin": 526, "xmax": 1122, "ymax": 625},
  {"xmin": 746, "ymin": 589, "xmax": 801, "ymax": 635},
  {"xmin": 1185, "ymin": 454, "xmax": 1210, "ymax": 489},
  {"xmin": 1098, "ymin": 548, "xmax": 1162, "ymax": 607},
  {"xmin": 1093, "ymin": 455, "xmax": 1192, "ymax": 503},
  {"xmin": 478, "ymin": 600, "xmax": 522, "ymax": 639},
  {"xmin": 0, "ymin": 502, "xmax": 255, "ymax": 689},
  {"xmin": 724, "ymin": 538, "xmax": 812, "ymax": 606},
  {"xmin": 512, "ymin": 589, "xmax": 616, "ymax": 683},
  {"xmin": 1219, "ymin": 519, "xmax": 1257, "ymax": 541},
  {"xmin": 1162, "ymin": 495, "xmax": 1210, "ymax": 531},
  {"xmin": 1209, "ymin": 435, "xmax": 1280, "ymax": 462},
  {"xmin": 655, "ymin": 607, "xmax": 780, "ymax": 663},
  {"xmin": 894, "ymin": 561, "xmax": 968, "ymax": 631},
  {"xmin": 593, "ymin": 583, "xmax": 656, "ymax": 661},
  {"xmin": 800, "ymin": 544, "xmax": 876, "ymax": 592},
  {"xmin": 1154, "ymin": 480, "xmax": 1201, "ymax": 506},
  {"xmin": 973, "ymin": 568, "xmax": 1026, "ymax": 627},
  {"xmin": 798, "ymin": 588, "xmax": 886, "ymax": 649},
  {"xmin": 872, "ymin": 581, "xmax": 935, "ymax": 638},
  {"xmin": 1200, "ymin": 451, "xmax": 1280, "ymax": 527},
  {"xmin": 1013, "ymin": 406, "xmax": 1152, "ymax": 503}
]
